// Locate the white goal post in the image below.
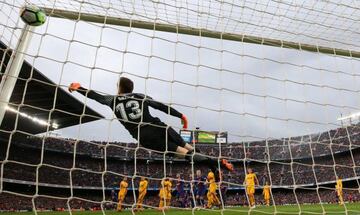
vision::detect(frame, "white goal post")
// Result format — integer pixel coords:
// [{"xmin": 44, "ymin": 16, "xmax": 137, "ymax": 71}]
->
[
  {"xmin": 42, "ymin": 7, "xmax": 360, "ymax": 59},
  {"xmin": 0, "ymin": 25, "xmax": 33, "ymax": 126}
]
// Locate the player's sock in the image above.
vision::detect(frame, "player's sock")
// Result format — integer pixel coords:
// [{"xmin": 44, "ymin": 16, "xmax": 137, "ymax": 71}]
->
[
  {"xmin": 198, "ymin": 198, "xmax": 203, "ymax": 207},
  {"xmin": 201, "ymin": 199, "xmax": 205, "ymax": 206}
]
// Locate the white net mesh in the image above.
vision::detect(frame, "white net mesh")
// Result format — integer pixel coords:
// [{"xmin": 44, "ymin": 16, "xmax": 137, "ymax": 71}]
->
[{"xmin": 1, "ymin": 0, "xmax": 360, "ymax": 214}]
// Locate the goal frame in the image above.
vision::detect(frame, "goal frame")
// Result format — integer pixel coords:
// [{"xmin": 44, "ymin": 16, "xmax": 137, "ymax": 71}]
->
[
  {"xmin": 43, "ymin": 7, "xmax": 360, "ymax": 59},
  {"xmin": 0, "ymin": 25, "xmax": 34, "ymax": 127}
]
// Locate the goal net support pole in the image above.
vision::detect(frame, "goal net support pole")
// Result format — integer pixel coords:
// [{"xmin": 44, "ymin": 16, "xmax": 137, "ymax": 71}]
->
[
  {"xmin": 0, "ymin": 25, "xmax": 34, "ymax": 127},
  {"xmin": 43, "ymin": 8, "xmax": 360, "ymax": 59}
]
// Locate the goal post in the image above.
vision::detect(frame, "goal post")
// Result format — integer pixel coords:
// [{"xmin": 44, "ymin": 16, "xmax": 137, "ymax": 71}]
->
[
  {"xmin": 0, "ymin": 25, "xmax": 33, "ymax": 126},
  {"xmin": 42, "ymin": 7, "xmax": 360, "ymax": 59}
]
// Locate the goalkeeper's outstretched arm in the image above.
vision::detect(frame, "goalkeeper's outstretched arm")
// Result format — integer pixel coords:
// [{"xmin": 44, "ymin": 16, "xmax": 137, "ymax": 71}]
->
[
  {"xmin": 146, "ymin": 97, "xmax": 188, "ymax": 129},
  {"xmin": 68, "ymin": 83, "xmax": 114, "ymax": 107}
]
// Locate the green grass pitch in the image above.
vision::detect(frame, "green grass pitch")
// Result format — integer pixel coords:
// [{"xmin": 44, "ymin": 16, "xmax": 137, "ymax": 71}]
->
[{"xmin": 2, "ymin": 203, "xmax": 360, "ymax": 215}]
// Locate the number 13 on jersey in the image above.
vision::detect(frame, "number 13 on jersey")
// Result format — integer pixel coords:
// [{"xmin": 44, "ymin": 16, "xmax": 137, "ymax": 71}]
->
[{"xmin": 116, "ymin": 100, "xmax": 142, "ymax": 120}]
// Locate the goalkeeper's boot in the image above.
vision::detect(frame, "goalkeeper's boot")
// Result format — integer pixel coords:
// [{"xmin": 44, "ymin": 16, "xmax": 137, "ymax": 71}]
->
[{"xmin": 221, "ymin": 159, "xmax": 234, "ymax": 172}]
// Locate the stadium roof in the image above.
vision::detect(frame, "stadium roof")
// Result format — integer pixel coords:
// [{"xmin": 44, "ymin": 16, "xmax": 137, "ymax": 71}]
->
[{"xmin": 0, "ymin": 40, "xmax": 104, "ymax": 136}]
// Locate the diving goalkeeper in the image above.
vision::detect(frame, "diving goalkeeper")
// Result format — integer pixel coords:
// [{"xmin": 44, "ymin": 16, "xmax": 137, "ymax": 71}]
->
[{"xmin": 68, "ymin": 77, "xmax": 233, "ymax": 172}]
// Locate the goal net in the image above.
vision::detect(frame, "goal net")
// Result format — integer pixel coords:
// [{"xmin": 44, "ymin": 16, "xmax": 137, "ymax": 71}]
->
[{"xmin": 1, "ymin": 0, "xmax": 360, "ymax": 214}]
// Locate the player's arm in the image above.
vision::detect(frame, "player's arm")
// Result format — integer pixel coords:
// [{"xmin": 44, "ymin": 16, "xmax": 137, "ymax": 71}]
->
[
  {"xmin": 145, "ymin": 96, "xmax": 188, "ymax": 129},
  {"xmin": 68, "ymin": 83, "xmax": 114, "ymax": 107}
]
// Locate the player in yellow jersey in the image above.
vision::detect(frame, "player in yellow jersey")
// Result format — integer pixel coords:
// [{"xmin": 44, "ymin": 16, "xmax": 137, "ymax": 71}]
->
[
  {"xmin": 159, "ymin": 178, "xmax": 172, "ymax": 210},
  {"xmin": 206, "ymin": 170, "xmax": 221, "ymax": 209},
  {"xmin": 158, "ymin": 179, "xmax": 166, "ymax": 210},
  {"xmin": 136, "ymin": 176, "xmax": 148, "ymax": 211},
  {"xmin": 166, "ymin": 178, "xmax": 173, "ymax": 208},
  {"xmin": 244, "ymin": 168, "xmax": 259, "ymax": 208},
  {"xmin": 117, "ymin": 177, "xmax": 128, "ymax": 211},
  {"xmin": 262, "ymin": 182, "xmax": 271, "ymax": 206},
  {"xmin": 336, "ymin": 176, "xmax": 344, "ymax": 205}
]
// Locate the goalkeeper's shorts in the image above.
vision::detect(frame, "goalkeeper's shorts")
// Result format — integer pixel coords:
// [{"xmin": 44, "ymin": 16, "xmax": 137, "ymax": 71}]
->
[{"xmin": 139, "ymin": 122, "xmax": 186, "ymax": 152}]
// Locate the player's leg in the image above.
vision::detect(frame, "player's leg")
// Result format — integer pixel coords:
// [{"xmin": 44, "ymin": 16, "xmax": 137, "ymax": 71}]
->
[
  {"xmin": 339, "ymin": 191, "xmax": 344, "ymax": 205},
  {"xmin": 250, "ymin": 193, "xmax": 255, "ymax": 208},
  {"xmin": 136, "ymin": 195, "xmax": 140, "ymax": 209},
  {"xmin": 216, "ymin": 193, "xmax": 223, "ymax": 209},
  {"xmin": 167, "ymin": 127, "xmax": 194, "ymax": 151},
  {"xmin": 166, "ymin": 197, "xmax": 171, "ymax": 209},
  {"xmin": 117, "ymin": 201, "xmax": 120, "ymax": 211},
  {"xmin": 206, "ymin": 192, "xmax": 213, "ymax": 208},
  {"xmin": 251, "ymin": 186, "xmax": 256, "ymax": 207},
  {"xmin": 175, "ymin": 146, "xmax": 233, "ymax": 173},
  {"xmin": 246, "ymin": 187, "xmax": 254, "ymax": 207},
  {"xmin": 200, "ymin": 195, "xmax": 205, "ymax": 207},
  {"xmin": 213, "ymin": 193, "xmax": 220, "ymax": 206},
  {"xmin": 167, "ymin": 126, "xmax": 234, "ymax": 172},
  {"xmin": 136, "ymin": 193, "xmax": 145, "ymax": 209},
  {"xmin": 199, "ymin": 189, "xmax": 206, "ymax": 207},
  {"xmin": 195, "ymin": 193, "xmax": 200, "ymax": 206},
  {"xmin": 117, "ymin": 195, "xmax": 123, "ymax": 211},
  {"xmin": 248, "ymin": 194, "xmax": 252, "ymax": 207},
  {"xmin": 140, "ymin": 125, "xmax": 233, "ymax": 172},
  {"xmin": 158, "ymin": 199, "xmax": 164, "ymax": 210},
  {"xmin": 245, "ymin": 187, "xmax": 250, "ymax": 207},
  {"xmin": 158, "ymin": 194, "xmax": 166, "ymax": 210},
  {"xmin": 191, "ymin": 190, "xmax": 196, "ymax": 208}
]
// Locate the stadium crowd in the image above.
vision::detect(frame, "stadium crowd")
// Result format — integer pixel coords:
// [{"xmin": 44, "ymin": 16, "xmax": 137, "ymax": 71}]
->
[
  {"xmin": 1, "ymin": 124, "xmax": 360, "ymax": 211},
  {"xmin": 17, "ymin": 124, "xmax": 360, "ymax": 162},
  {"xmin": 3, "ymin": 141, "xmax": 360, "ymax": 188}
]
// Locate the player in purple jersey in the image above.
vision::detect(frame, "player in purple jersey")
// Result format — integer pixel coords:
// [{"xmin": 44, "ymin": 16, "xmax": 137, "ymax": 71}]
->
[
  {"xmin": 175, "ymin": 174, "xmax": 186, "ymax": 207},
  {"xmin": 187, "ymin": 174, "xmax": 195, "ymax": 208},
  {"xmin": 195, "ymin": 170, "xmax": 207, "ymax": 207}
]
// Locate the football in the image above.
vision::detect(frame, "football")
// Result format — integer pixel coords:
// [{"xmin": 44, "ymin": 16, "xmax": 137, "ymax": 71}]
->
[{"xmin": 20, "ymin": 5, "xmax": 46, "ymax": 26}]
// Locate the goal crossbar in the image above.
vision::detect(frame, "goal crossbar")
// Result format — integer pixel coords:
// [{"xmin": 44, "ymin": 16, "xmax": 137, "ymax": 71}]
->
[{"xmin": 43, "ymin": 7, "xmax": 360, "ymax": 59}]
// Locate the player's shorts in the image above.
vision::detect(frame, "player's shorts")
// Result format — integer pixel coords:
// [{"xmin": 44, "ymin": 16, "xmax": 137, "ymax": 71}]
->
[
  {"xmin": 196, "ymin": 188, "xmax": 206, "ymax": 197},
  {"xmin": 246, "ymin": 186, "xmax": 255, "ymax": 195},
  {"xmin": 264, "ymin": 193, "xmax": 270, "ymax": 200},
  {"xmin": 176, "ymin": 191, "xmax": 185, "ymax": 198},
  {"xmin": 159, "ymin": 190, "xmax": 166, "ymax": 199},
  {"xmin": 139, "ymin": 121, "xmax": 186, "ymax": 152}
]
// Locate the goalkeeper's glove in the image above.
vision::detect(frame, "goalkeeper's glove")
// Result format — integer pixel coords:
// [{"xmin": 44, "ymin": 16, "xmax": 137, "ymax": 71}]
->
[
  {"xmin": 181, "ymin": 115, "xmax": 188, "ymax": 129},
  {"xmin": 68, "ymin": 82, "xmax": 81, "ymax": 93}
]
